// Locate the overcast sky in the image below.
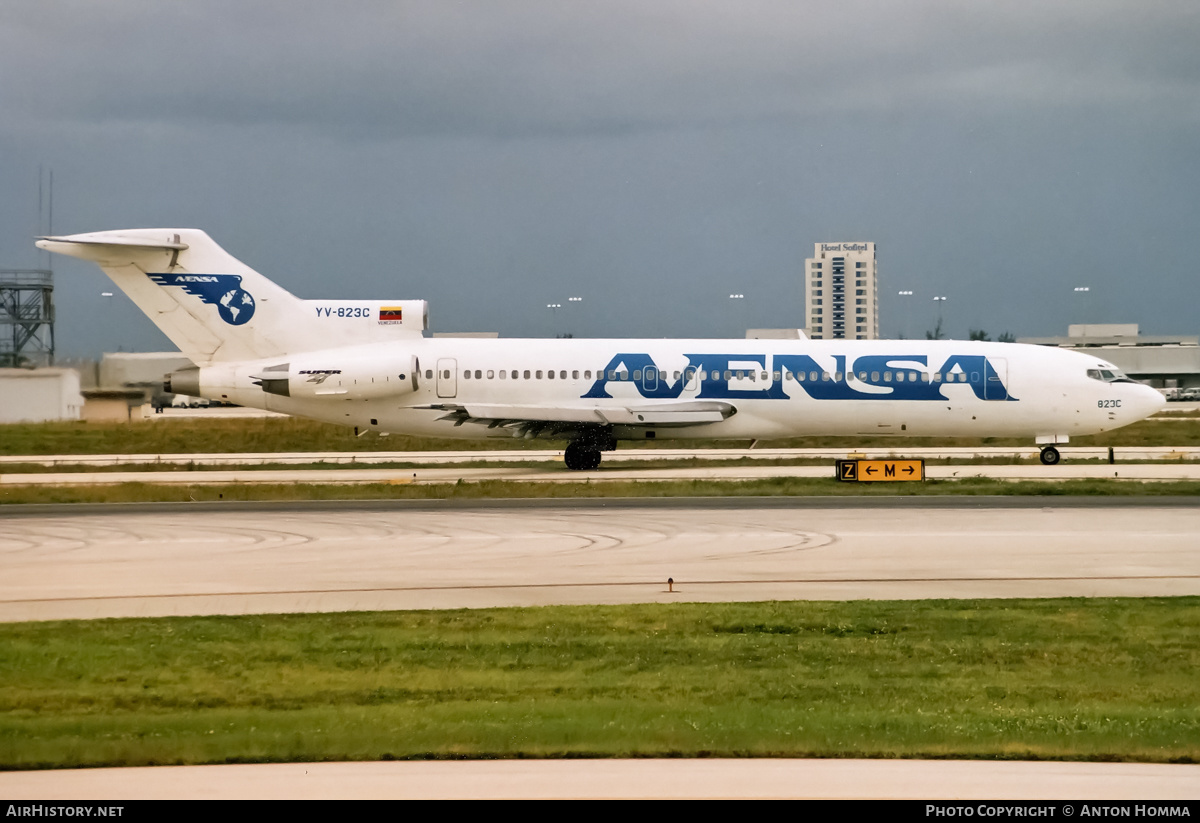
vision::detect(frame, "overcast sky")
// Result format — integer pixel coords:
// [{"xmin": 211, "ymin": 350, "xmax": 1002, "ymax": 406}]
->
[{"xmin": 2, "ymin": 1, "xmax": 1197, "ymax": 356}]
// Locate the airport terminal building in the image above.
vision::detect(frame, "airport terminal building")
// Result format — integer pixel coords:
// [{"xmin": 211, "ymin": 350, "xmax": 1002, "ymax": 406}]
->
[
  {"xmin": 805, "ymin": 242, "xmax": 878, "ymax": 340},
  {"xmin": 1019, "ymin": 324, "xmax": 1200, "ymax": 391}
]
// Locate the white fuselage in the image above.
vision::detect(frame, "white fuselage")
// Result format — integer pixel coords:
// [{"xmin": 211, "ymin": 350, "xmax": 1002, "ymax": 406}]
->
[{"xmin": 195, "ymin": 337, "xmax": 1165, "ymax": 444}]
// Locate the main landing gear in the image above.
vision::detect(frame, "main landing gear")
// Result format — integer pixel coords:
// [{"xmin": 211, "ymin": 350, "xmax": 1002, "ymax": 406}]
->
[
  {"xmin": 564, "ymin": 426, "xmax": 616, "ymax": 471},
  {"xmin": 564, "ymin": 441, "xmax": 602, "ymax": 471},
  {"xmin": 1039, "ymin": 446, "xmax": 1061, "ymax": 466}
]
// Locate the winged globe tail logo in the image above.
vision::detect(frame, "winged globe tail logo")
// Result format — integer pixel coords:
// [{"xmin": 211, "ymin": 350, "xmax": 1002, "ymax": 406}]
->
[{"xmin": 147, "ymin": 273, "xmax": 257, "ymax": 325}]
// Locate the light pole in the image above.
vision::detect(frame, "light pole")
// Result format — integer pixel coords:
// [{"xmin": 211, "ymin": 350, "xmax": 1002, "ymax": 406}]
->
[
  {"xmin": 566, "ymin": 297, "xmax": 582, "ymax": 338},
  {"xmin": 932, "ymin": 295, "xmax": 947, "ymax": 339},
  {"xmin": 546, "ymin": 303, "xmax": 561, "ymax": 337},
  {"xmin": 101, "ymin": 292, "xmax": 116, "ymax": 351},
  {"xmin": 729, "ymin": 294, "xmax": 745, "ymax": 338},
  {"xmin": 897, "ymin": 290, "xmax": 913, "ymax": 339},
  {"xmin": 1073, "ymin": 286, "xmax": 1091, "ymax": 329}
]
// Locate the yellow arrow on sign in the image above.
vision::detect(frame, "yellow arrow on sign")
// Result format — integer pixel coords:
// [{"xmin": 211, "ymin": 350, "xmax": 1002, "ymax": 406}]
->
[{"xmin": 835, "ymin": 459, "xmax": 925, "ymax": 482}]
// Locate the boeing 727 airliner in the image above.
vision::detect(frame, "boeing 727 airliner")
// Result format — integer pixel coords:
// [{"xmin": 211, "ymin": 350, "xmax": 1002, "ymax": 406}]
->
[{"xmin": 37, "ymin": 229, "xmax": 1165, "ymax": 469}]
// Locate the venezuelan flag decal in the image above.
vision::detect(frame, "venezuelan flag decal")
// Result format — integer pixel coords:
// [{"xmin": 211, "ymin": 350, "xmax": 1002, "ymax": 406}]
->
[{"xmin": 379, "ymin": 306, "xmax": 403, "ymax": 323}]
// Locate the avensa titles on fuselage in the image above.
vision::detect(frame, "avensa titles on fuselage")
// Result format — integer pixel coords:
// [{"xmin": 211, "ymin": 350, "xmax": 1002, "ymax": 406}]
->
[
  {"xmin": 35, "ymin": 228, "xmax": 1165, "ymax": 470},
  {"xmin": 578, "ymin": 350, "xmax": 1013, "ymax": 402}
]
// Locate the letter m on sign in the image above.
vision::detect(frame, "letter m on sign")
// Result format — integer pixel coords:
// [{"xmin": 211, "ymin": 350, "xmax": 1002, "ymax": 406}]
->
[{"xmin": 885, "ymin": 464, "xmax": 896, "ymax": 477}]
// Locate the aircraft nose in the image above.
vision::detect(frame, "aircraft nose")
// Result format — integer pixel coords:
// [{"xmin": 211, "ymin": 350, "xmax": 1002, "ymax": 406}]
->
[{"xmin": 1126, "ymin": 382, "xmax": 1167, "ymax": 421}]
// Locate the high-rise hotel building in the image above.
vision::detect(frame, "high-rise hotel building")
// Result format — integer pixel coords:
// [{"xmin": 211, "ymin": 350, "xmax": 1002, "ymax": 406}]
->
[{"xmin": 805, "ymin": 241, "xmax": 878, "ymax": 339}]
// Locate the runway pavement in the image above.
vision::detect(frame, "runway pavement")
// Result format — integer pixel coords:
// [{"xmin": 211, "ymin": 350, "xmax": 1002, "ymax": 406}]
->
[{"xmin": 3, "ymin": 498, "xmax": 1197, "ymax": 622}]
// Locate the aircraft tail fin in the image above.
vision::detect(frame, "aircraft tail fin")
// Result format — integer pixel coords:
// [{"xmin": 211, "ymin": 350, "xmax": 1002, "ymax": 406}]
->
[{"xmin": 37, "ymin": 229, "xmax": 427, "ymax": 364}]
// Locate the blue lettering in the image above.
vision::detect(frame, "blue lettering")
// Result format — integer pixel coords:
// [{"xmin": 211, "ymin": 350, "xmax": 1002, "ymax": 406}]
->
[
  {"xmin": 846, "ymin": 355, "xmax": 942, "ymax": 401},
  {"xmin": 689, "ymin": 354, "xmax": 775, "ymax": 400},
  {"xmin": 583, "ymin": 353, "xmax": 683, "ymax": 399},
  {"xmin": 579, "ymin": 352, "xmax": 1016, "ymax": 402},
  {"xmin": 773, "ymin": 354, "xmax": 860, "ymax": 399},
  {"xmin": 937, "ymin": 355, "xmax": 1015, "ymax": 401}
]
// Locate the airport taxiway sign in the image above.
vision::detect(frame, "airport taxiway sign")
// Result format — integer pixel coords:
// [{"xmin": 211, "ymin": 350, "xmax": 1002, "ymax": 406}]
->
[{"xmin": 836, "ymin": 459, "xmax": 925, "ymax": 482}]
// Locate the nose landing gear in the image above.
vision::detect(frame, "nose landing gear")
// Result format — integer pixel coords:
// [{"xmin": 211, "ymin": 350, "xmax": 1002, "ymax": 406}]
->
[{"xmin": 1039, "ymin": 446, "xmax": 1061, "ymax": 466}]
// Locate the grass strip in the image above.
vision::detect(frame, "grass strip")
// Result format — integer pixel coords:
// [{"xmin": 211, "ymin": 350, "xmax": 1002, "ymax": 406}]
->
[
  {"xmin": 3, "ymin": 417, "xmax": 1199, "ymax": 456},
  {"xmin": 1, "ymin": 598, "xmax": 1197, "ymax": 769},
  {"xmin": 4, "ymin": 455, "xmax": 1200, "ymax": 475},
  {"xmin": 4, "ymin": 477, "xmax": 1200, "ymax": 505}
]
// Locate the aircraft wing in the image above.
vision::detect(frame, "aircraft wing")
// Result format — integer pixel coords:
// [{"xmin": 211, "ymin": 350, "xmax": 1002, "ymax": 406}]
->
[{"xmin": 416, "ymin": 400, "xmax": 735, "ymax": 436}]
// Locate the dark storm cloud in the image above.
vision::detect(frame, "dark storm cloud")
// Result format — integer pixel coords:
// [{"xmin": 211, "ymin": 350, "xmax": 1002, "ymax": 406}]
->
[{"xmin": 4, "ymin": 1, "xmax": 1198, "ymax": 139}]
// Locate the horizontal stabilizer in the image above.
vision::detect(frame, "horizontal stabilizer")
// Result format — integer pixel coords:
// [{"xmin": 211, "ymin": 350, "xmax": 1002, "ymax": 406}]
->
[{"xmin": 36, "ymin": 232, "xmax": 189, "ymax": 261}]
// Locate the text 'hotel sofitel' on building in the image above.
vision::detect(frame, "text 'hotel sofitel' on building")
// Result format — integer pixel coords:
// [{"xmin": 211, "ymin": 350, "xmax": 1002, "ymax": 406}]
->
[{"xmin": 805, "ymin": 242, "xmax": 878, "ymax": 340}]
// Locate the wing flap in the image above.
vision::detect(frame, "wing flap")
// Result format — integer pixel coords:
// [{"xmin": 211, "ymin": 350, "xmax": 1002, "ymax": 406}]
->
[{"xmin": 418, "ymin": 401, "xmax": 735, "ymax": 429}]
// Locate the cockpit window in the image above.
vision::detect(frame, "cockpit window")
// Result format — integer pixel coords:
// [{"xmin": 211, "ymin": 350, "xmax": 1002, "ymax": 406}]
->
[{"xmin": 1087, "ymin": 367, "xmax": 1135, "ymax": 384}]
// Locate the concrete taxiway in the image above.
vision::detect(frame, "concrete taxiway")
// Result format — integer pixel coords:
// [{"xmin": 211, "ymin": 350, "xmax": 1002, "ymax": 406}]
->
[
  {"xmin": 4, "ymin": 445, "xmax": 1199, "ymax": 468},
  {"xmin": 3, "ymin": 498, "xmax": 1198, "ymax": 622},
  {"xmin": 5, "ymin": 462, "xmax": 1200, "ymax": 486},
  {"xmin": 3, "ymin": 758, "xmax": 1198, "ymax": 800}
]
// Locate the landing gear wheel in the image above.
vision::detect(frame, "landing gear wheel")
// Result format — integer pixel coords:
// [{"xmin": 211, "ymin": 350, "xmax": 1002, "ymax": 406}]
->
[
  {"xmin": 1039, "ymin": 446, "xmax": 1061, "ymax": 466},
  {"xmin": 565, "ymin": 442, "xmax": 602, "ymax": 471}
]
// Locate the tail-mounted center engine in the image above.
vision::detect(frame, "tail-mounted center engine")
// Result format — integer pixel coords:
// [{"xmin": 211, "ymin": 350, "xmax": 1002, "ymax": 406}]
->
[
  {"xmin": 249, "ymin": 352, "xmax": 421, "ymax": 400},
  {"xmin": 165, "ymin": 351, "xmax": 422, "ymax": 403}
]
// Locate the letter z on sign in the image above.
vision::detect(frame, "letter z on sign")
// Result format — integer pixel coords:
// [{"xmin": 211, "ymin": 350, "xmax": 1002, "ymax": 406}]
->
[{"xmin": 836, "ymin": 459, "xmax": 925, "ymax": 482}]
